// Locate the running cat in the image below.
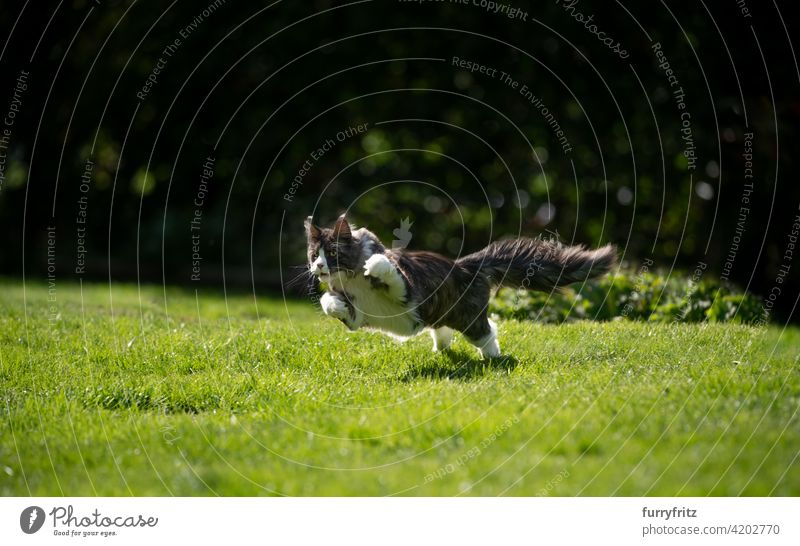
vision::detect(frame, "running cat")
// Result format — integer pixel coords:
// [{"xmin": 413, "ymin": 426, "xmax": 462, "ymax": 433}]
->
[{"xmin": 305, "ymin": 214, "xmax": 616, "ymax": 358}]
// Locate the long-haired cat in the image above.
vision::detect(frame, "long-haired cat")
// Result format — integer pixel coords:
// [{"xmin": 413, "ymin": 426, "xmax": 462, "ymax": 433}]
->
[{"xmin": 305, "ymin": 214, "xmax": 616, "ymax": 358}]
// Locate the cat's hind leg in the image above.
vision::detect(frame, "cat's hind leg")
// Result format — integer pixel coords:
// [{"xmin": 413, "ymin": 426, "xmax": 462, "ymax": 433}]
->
[
  {"xmin": 463, "ymin": 318, "xmax": 501, "ymax": 359},
  {"xmin": 363, "ymin": 254, "xmax": 407, "ymax": 301},
  {"xmin": 430, "ymin": 327, "xmax": 454, "ymax": 352}
]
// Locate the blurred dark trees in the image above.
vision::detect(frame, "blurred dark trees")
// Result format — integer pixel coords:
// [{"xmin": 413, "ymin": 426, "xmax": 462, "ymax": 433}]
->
[{"xmin": 0, "ymin": 0, "xmax": 798, "ymax": 320}]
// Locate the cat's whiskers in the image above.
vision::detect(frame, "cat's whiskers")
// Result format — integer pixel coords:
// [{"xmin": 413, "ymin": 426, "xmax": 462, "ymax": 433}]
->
[{"xmin": 285, "ymin": 265, "xmax": 317, "ymax": 289}]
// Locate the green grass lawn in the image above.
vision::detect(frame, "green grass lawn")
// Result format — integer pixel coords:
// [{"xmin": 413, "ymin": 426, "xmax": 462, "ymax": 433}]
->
[{"xmin": 1, "ymin": 278, "xmax": 798, "ymax": 496}]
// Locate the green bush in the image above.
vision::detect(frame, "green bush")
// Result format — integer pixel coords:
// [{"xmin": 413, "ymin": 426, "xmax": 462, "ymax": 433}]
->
[{"xmin": 490, "ymin": 271, "xmax": 764, "ymax": 324}]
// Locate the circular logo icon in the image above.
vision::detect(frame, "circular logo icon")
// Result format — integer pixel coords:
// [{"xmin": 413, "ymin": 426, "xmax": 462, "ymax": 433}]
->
[{"xmin": 20, "ymin": 506, "xmax": 45, "ymax": 534}]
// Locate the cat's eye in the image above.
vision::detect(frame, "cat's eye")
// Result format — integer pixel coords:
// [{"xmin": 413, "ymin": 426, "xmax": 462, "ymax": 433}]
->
[{"xmin": 328, "ymin": 250, "xmax": 337, "ymax": 257}]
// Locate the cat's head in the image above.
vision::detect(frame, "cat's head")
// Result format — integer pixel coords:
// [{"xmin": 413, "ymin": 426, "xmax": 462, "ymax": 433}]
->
[{"xmin": 305, "ymin": 214, "xmax": 363, "ymax": 278}]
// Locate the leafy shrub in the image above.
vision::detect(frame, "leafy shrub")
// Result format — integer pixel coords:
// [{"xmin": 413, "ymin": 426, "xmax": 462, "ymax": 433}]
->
[{"xmin": 490, "ymin": 271, "xmax": 764, "ymax": 324}]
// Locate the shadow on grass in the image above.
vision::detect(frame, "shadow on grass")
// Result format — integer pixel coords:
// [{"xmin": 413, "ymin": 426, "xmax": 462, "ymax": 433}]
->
[{"xmin": 400, "ymin": 350, "xmax": 519, "ymax": 382}]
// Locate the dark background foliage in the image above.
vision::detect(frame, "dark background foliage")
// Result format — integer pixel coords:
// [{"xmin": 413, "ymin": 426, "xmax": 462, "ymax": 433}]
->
[{"xmin": 1, "ymin": 0, "xmax": 798, "ymax": 321}]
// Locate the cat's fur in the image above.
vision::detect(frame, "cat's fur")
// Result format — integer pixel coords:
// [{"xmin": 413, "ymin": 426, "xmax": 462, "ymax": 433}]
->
[{"xmin": 305, "ymin": 214, "xmax": 617, "ymax": 358}]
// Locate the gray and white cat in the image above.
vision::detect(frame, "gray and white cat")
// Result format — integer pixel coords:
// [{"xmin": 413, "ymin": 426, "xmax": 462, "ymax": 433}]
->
[{"xmin": 305, "ymin": 214, "xmax": 616, "ymax": 358}]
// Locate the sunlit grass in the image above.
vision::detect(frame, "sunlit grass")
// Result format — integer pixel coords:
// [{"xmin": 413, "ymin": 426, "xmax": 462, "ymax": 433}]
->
[{"xmin": 1, "ymin": 278, "xmax": 798, "ymax": 496}]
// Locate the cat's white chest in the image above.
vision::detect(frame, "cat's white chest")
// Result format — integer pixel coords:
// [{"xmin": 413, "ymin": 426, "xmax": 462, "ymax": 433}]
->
[{"xmin": 329, "ymin": 274, "xmax": 421, "ymax": 338}]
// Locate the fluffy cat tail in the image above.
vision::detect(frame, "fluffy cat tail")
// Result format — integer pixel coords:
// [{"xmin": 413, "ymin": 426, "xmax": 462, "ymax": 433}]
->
[{"xmin": 456, "ymin": 238, "xmax": 617, "ymax": 291}]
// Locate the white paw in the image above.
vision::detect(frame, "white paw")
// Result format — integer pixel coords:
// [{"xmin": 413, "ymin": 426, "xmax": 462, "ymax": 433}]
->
[
  {"xmin": 430, "ymin": 327, "xmax": 454, "ymax": 352},
  {"xmin": 363, "ymin": 253, "xmax": 394, "ymax": 279},
  {"xmin": 475, "ymin": 320, "xmax": 501, "ymax": 359},
  {"xmin": 320, "ymin": 292, "xmax": 350, "ymax": 320},
  {"xmin": 479, "ymin": 340, "xmax": 501, "ymax": 359}
]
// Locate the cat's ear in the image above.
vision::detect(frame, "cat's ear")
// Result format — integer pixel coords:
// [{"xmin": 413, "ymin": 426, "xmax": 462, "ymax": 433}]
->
[
  {"xmin": 332, "ymin": 214, "xmax": 352, "ymax": 240},
  {"xmin": 304, "ymin": 216, "xmax": 321, "ymax": 240}
]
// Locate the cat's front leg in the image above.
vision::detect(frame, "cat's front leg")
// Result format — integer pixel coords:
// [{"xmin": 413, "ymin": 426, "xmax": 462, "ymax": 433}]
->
[
  {"xmin": 363, "ymin": 254, "xmax": 407, "ymax": 301},
  {"xmin": 430, "ymin": 327, "xmax": 454, "ymax": 352},
  {"xmin": 320, "ymin": 292, "xmax": 362, "ymax": 330}
]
